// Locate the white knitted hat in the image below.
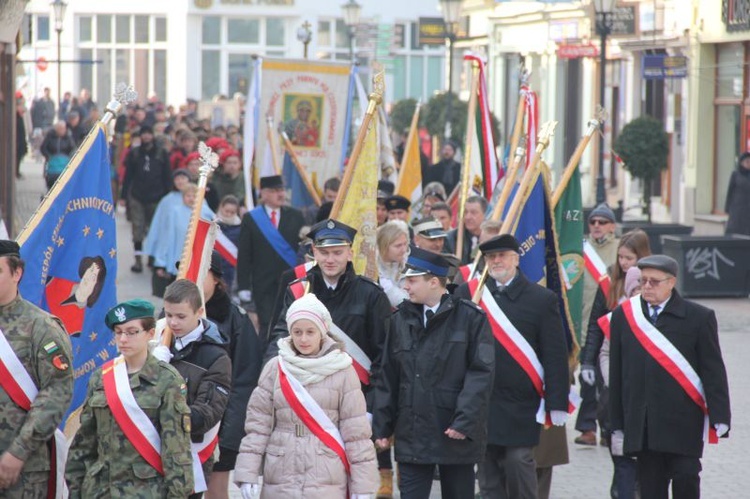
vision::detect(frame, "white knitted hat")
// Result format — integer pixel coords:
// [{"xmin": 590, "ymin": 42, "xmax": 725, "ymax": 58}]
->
[{"xmin": 286, "ymin": 293, "xmax": 332, "ymax": 335}]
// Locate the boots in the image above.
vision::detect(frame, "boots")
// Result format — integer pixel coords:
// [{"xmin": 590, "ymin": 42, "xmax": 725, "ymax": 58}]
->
[
  {"xmin": 131, "ymin": 254, "xmax": 143, "ymax": 273},
  {"xmin": 376, "ymin": 468, "xmax": 393, "ymax": 498}
]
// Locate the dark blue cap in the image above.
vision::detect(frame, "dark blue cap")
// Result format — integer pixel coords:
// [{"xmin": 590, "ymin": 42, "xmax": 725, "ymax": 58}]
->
[
  {"xmin": 478, "ymin": 234, "xmax": 520, "ymax": 255},
  {"xmin": 308, "ymin": 219, "xmax": 357, "ymax": 247},
  {"xmin": 385, "ymin": 195, "xmax": 411, "ymax": 211},
  {"xmin": 403, "ymin": 245, "xmax": 452, "ymax": 278}
]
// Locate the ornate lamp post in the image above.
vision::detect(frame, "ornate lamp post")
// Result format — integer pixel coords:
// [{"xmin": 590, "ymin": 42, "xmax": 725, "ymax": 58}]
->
[
  {"xmin": 297, "ymin": 21, "xmax": 312, "ymax": 59},
  {"xmin": 594, "ymin": 0, "xmax": 617, "ymax": 204},
  {"xmin": 439, "ymin": 0, "xmax": 461, "ymax": 141},
  {"xmin": 341, "ymin": 0, "xmax": 362, "ymax": 62},
  {"xmin": 51, "ymin": 0, "xmax": 67, "ymax": 109}
]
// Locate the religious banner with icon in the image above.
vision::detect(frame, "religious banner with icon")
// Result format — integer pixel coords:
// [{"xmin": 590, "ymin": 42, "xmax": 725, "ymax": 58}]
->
[{"xmin": 256, "ymin": 58, "xmax": 352, "ymax": 192}]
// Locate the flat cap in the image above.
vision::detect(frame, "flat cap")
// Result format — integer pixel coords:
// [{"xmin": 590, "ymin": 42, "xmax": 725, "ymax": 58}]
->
[
  {"xmin": 385, "ymin": 195, "xmax": 411, "ymax": 212},
  {"xmin": 637, "ymin": 254, "xmax": 678, "ymax": 276},
  {"xmin": 478, "ymin": 234, "xmax": 520, "ymax": 255},
  {"xmin": 260, "ymin": 175, "xmax": 284, "ymax": 190},
  {"xmin": 588, "ymin": 203, "xmax": 616, "ymax": 223},
  {"xmin": 403, "ymin": 245, "xmax": 452, "ymax": 278},
  {"xmin": 412, "ymin": 217, "xmax": 446, "ymax": 239},
  {"xmin": 0, "ymin": 240, "xmax": 21, "ymax": 258},
  {"xmin": 105, "ymin": 299, "xmax": 155, "ymax": 329},
  {"xmin": 308, "ymin": 219, "xmax": 357, "ymax": 247}
]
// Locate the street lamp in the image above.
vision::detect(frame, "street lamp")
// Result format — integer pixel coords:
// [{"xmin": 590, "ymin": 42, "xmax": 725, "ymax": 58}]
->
[
  {"xmin": 594, "ymin": 0, "xmax": 617, "ymax": 204},
  {"xmin": 341, "ymin": 0, "xmax": 361, "ymax": 61},
  {"xmin": 297, "ymin": 21, "xmax": 312, "ymax": 59},
  {"xmin": 440, "ymin": 0, "xmax": 461, "ymax": 142},
  {"xmin": 51, "ymin": 0, "xmax": 67, "ymax": 109}
]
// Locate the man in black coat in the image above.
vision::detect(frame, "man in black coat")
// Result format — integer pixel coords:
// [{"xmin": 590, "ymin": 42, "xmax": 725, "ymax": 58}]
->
[
  {"xmin": 424, "ymin": 141, "xmax": 461, "ymax": 194},
  {"xmin": 237, "ymin": 175, "xmax": 305, "ymax": 342},
  {"xmin": 444, "ymin": 195, "xmax": 487, "ymax": 265},
  {"xmin": 373, "ymin": 246, "xmax": 494, "ymax": 499},
  {"xmin": 609, "ymin": 255, "xmax": 730, "ymax": 499},
  {"xmin": 455, "ymin": 234, "xmax": 569, "ymax": 499}
]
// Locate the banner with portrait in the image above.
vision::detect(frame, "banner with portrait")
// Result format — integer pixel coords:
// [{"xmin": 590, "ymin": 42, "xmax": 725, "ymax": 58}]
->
[{"xmin": 257, "ymin": 59, "xmax": 352, "ymax": 190}]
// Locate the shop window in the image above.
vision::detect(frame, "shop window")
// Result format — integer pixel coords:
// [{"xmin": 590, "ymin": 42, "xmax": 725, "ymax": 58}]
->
[
  {"xmin": 97, "ymin": 15, "xmax": 112, "ymax": 43},
  {"xmin": 155, "ymin": 17, "xmax": 167, "ymax": 42},
  {"xmin": 716, "ymin": 43, "xmax": 744, "ymax": 98},
  {"xmin": 79, "ymin": 16, "xmax": 92, "ymax": 42},
  {"xmin": 154, "ymin": 50, "xmax": 167, "ymax": 102},
  {"xmin": 135, "ymin": 16, "xmax": 149, "ymax": 43},
  {"xmin": 228, "ymin": 19, "xmax": 259, "ymax": 44},
  {"xmin": 116, "ymin": 15, "xmax": 130, "ymax": 43}
]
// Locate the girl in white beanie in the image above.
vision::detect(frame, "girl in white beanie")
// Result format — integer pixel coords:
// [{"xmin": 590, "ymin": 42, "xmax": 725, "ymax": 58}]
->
[{"xmin": 235, "ymin": 294, "xmax": 378, "ymax": 499}]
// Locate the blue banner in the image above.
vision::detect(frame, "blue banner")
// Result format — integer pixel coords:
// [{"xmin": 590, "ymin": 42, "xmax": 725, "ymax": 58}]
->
[
  {"xmin": 282, "ymin": 151, "xmax": 316, "ymax": 211},
  {"xmin": 18, "ymin": 125, "xmax": 118, "ymax": 425}
]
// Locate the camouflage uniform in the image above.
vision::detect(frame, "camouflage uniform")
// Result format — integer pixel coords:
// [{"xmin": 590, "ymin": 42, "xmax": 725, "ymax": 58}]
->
[
  {"xmin": 0, "ymin": 295, "xmax": 73, "ymax": 498},
  {"xmin": 65, "ymin": 352, "xmax": 194, "ymax": 498}
]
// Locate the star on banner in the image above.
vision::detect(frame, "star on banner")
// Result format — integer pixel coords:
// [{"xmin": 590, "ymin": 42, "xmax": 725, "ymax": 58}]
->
[
  {"xmin": 56, "ymin": 237, "xmax": 65, "ymax": 247},
  {"xmin": 96, "ymin": 228, "xmax": 104, "ymax": 239},
  {"xmin": 82, "ymin": 226, "xmax": 91, "ymax": 236},
  {"xmin": 89, "ymin": 332, "xmax": 97, "ymax": 342},
  {"xmin": 108, "ymin": 248, "xmax": 116, "ymax": 259}
]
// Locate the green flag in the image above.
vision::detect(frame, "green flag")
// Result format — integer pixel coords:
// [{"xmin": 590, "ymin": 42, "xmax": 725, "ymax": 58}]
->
[{"xmin": 554, "ymin": 167, "xmax": 585, "ymax": 344}]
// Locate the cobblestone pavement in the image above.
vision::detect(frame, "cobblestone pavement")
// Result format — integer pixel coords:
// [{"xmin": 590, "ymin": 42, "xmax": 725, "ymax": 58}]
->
[{"xmin": 13, "ymin": 158, "xmax": 750, "ymax": 498}]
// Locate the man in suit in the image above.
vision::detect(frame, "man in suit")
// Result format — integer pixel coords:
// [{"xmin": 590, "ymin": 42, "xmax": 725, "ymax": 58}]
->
[
  {"xmin": 237, "ymin": 175, "xmax": 305, "ymax": 343},
  {"xmin": 444, "ymin": 195, "xmax": 486, "ymax": 265},
  {"xmin": 455, "ymin": 234, "xmax": 569, "ymax": 499},
  {"xmin": 609, "ymin": 255, "xmax": 730, "ymax": 499}
]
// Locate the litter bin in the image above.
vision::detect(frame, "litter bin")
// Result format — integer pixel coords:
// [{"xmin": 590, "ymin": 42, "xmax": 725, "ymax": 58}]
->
[
  {"xmin": 662, "ymin": 234, "xmax": 750, "ymax": 298},
  {"xmin": 621, "ymin": 223, "xmax": 693, "ymax": 254}
]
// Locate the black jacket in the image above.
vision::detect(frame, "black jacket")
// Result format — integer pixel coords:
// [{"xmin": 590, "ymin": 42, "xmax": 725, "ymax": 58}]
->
[
  {"xmin": 205, "ymin": 289, "xmax": 263, "ymax": 453},
  {"xmin": 121, "ymin": 143, "xmax": 172, "ymax": 204},
  {"xmin": 423, "ymin": 158, "xmax": 461, "ymax": 194},
  {"xmin": 609, "ymin": 292, "xmax": 731, "ymax": 458},
  {"xmin": 455, "ymin": 271, "xmax": 569, "ymax": 447},
  {"xmin": 371, "ymin": 293, "xmax": 494, "ymax": 465},
  {"xmin": 170, "ymin": 319, "xmax": 232, "ymax": 441},
  {"xmin": 265, "ymin": 264, "xmax": 391, "ymax": 379},
  {"xmin": 236, "ymin": 205, "xmax": 305, "ymax": 335},
  {"xmin": 40, "ymin": 129, "xmax": 76, "ymax": 161},
  {"xmin": 444, "ymin": 227, "xmax": 479, "ymax": 266},
  {"xmin": 580, "ymin": 287, "xmax": 609, "ymax": 367},
  {"xmin": 725, "ymin": 164, "xmax": 750, "ymax": 236}
]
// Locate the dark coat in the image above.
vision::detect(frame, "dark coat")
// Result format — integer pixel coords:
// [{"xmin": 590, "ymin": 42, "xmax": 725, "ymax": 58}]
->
[
  {"xmin": 424, "ymin": 158, "xmax": 461, "ymax": 194},
  {"xmin": 609, "ymin": 292, "xmax": 731, "ymax": 458},
  {"xmin": 31, "ymin": 97, "xmax": 55, "ymax": 129},
  {"xmin": 16, "ymin": 112, "xmax": 28, "ymax": 160},
  {"xmin": 40, "ymin": 128, "xmax": 76, "ymax": 161},
  {"xmin": 455, "ymin": 272, "xmax": 569, "ymax": 447},
  {"xmin": 725, "ymin": 165, "xmax": 750, "ymax": 236},
  {"xmin": 580, "ymin": 287, "xmax": 609, "ymax": 366},
  {"xmin": 121, "ymin": 143, "xmax": 172, "ymax": 204},
  {"xmin": 371, "ymin": 294, "xmax": 494, "ymax": 465},
  {"xmin": 265, "ymin": 263, "xmax": 391, "ymax": 377},
  {"xmin": 444, "ymin": 227, "xmax": 479, "ymax": 265},
  {"xmin": 236, "ymin": 205, "xmax": 305, "ymax": 335},
  {"xmin": 206, "ymin": 288, "xmax": 263, "ymax": 453}
]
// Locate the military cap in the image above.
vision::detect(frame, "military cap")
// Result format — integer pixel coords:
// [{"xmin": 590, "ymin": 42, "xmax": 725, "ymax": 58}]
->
[
  {"xmin": 105, "ymin": 299, "xmax": 155, "ymax": 329},
  {"xmin": 385, "ymin": 195, "xmax": 411, "ymax": 212},
  {"xmin": 377, "ymin": 180, "xmax": 395, "ymax": 199},
  {"xmin": 412, "ymin": 217, "xmax": 447, "ymax": 239},
  {"xmin": 260, "ymin": 175, "xmax": 284, "ymax": 190},
  {"xmin": 403, "ymin": 245, "xmax": 452, "ymax": 278},
  {"xmin": 637, "ymin": 254, "xmax": 678, "ymax": 277},
  {"xmin": 588, "ymin": 203, "xmax": 616, "ymax": 223},
  {"xmin": 308, "ymin": 219, "xmax": 357, "ymax": 247},
  {"xmin": 0, "ymin": 240, "xmax": 21, "ymax": 257},
  {"xmin": 478, "ymin": 234, "xmax": 521, "ymax": 255}
]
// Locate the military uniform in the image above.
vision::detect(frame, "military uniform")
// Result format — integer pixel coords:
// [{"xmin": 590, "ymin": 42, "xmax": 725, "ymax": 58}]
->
[
  {"xmin": 66, "ymin": 353, "xmax": 194, "ymax": 498},
  {"xmin": 0, "ymin": 294, "xmax": 73, "ymax": 498}
]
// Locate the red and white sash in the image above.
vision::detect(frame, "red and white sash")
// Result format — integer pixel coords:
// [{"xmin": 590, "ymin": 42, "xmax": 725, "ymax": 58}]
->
[
  {"xmin": 277, "ymin": 358, "xmax": 351, "ymax": 474},
  {"xmin": 458, "ymin": 263, "xmax": 476, "ymax": 283},
  {"xmin": 583, "ymin": 240, "xmax": 611, "ymax": 298},
  {"xmin": 598, "ymin": 312, "xmax": 612, "ymax": 340},
  {"xmin": 0, "ymin": 328, "xmax": 67, "ymax": 498},
  {"xmin": 190, "ymin": 423, "xmax": 220, "ymax": 493},
  {"xmin": 467, "ymin": 281, "xmax": 580, "ymax": 424},
  {"xmin": 289, "ymin": 283, "xmax": 371, "ymax": 386},
  {"xmin": 621, "ymin": 297, "xmax": 718, "ymax": 444},
  {"xmin": 294, "ymin": 261, "xmax": 316, "ymax": 280},
  {"xmin": 215, "ymin": 228, "xmax": 238, "ymax": 267}
]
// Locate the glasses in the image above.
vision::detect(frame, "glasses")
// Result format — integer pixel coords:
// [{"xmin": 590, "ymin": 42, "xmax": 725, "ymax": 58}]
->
[
  {"xmin": 589, "ymin": 219, "xmax": 612, "ymax": 226},
  {"xmin": 114, "ymin": 329, "xmax": 144, "ymax": 337},
  {"xmin": 640, "ymin": 277, "xmax": 671, "ymax": 287}
]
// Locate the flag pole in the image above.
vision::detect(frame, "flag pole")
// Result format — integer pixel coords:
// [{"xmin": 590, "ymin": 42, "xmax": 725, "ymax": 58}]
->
[
  {"xmin": 279, "ymin": 131, "xmax": 322, "ymax": 207},
  {"xmin": 551, "ymin": 113, "xmax": 605, "ymax": 208},
  {"xmin": 265, "ymin": 115, "xmax": 282, "ymax": 175},
  {"xmin": 394, "ymin": 100, "xmax": 421, "ymax": 194},
  {"xmin": 471, "ymin": 121, "xmax": 558, "ymax": 304},
  {"xmin": 507, "ymin": 67, "xmax": 530, "ymax": 166},
  {"xmin": 455, "ymin": 63, "xmax": 481, "ymax": 260},
  {"xmin": 16, "ymin": 82, "xmax": 137, "ymax": 245},
  {"xmin": 331, "ymin": 64, "xmax": 385, "ymax": 218}
]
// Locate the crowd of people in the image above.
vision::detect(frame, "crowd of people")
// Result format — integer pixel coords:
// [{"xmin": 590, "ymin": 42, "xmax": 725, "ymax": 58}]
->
[{"xmin": 3, "ymin": 88, "xmax": 734, "ymax": 499}]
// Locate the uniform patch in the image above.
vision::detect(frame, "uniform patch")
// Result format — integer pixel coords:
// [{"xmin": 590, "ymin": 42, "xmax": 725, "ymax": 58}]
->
[
  {"xmin": 43, "ymin": 341, "xmax": 59, "ymax": 355},
  {"xmin": 182, "ymin": 415, "xmax": 191, "ymax": 433},
  {"xmin": 180, "ymin": 383, "xmax": 187, "ymax": 397},
  {"xmin": 52, "ymin": 354, "xmax": 69, "ymax": 370},
  {"xmin": 215, "ymin": 385, "xmax": 229, "ymax": 396}
]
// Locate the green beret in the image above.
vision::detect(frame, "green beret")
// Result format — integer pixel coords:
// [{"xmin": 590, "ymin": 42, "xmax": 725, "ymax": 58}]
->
[{"xmin": 105, "ymin": 299, "xmax": 155, "ymax": 329}]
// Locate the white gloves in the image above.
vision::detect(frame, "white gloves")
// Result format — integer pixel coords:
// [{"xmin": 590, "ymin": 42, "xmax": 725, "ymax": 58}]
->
[
  {"xmin": 549, "ymin": 410, "xmax": 567, "ymax": 427},
  {"xmin": 238, "ymin": 290, "xmax": 252, "ymax": 303},
  {"xmin": 715, "ymin": 423, "xmax": 729, "ymax": 437},
  {"xmin": 611, "ymin": 430, "xmax": 624, "ymax": 456},
  {"xmin": 581, "ymin": 365, "xmax": 596, "ymax": 386},
  {"xmin": 151, "ymin": 345, "xmax": 173, "ymax": 363},
  {"xmin": 240, "ymin": 483, "xmax": 260, "ymax": 499}
]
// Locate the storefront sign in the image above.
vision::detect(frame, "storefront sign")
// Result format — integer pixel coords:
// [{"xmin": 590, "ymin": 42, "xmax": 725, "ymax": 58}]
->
[
  {"xmin": 642, "ymin": 55, "xmax": 688, "ymax": 79},
  {"xmin": 194, "ymin": 0, "xmax": 294, "ymax": 8},
  {"xmin": 723, "ymin": 0, "xmax": 750, "ymax": 32},
  {"xmin": 557, "ymin": 43, "xmax": 599, "ymax": 59},
  {"xmin": 609, "ymin": 4, "xmax": 638, "ymax": 36},
  {"xmin": 418, "ymin": 17, "xmax": 447, "ymax": 46}
]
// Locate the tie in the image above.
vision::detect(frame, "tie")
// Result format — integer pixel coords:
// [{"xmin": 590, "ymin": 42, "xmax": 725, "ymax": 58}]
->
[
  {"xmin": 425, "ymin": 309, "xmax": 434, "ymax": 327},
  {"xmin": 650, "ymin": 305, "xmax": 660, "ymax": 324},
  {"xmin": 270, "ymin": 209, "xmax": 278, "ymax": 228}
]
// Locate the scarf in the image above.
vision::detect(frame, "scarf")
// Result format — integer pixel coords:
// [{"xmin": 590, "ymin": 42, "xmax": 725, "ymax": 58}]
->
[{"xmin": 277, "ymin": 336, "xmax": 352, "ymax": 386}]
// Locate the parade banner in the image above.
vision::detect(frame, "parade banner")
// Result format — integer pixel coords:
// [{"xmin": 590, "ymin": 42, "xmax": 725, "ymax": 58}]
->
[
  {"xmin": 17, "ymin": 124, "xmax": 118, "ymax": 429},
  {"xmin": 257, "ymin": 59, "xmax": 352, "ymax": 192}
]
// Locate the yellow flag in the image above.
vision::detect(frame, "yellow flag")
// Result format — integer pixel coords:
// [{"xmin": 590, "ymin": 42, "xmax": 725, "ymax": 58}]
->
[
  {"xmin": 395, "ymin": 104, "xmax": 422, "ymax": 204},
  {"xmin": 338, "ymin": 118, "xmax": 379, "ymax": 279}
]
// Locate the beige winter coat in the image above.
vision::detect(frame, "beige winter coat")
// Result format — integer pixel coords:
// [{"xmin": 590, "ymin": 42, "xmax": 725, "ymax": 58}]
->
[{"xmin": 235, "ymin": 341, "xmax": 378, "ymax": 498}]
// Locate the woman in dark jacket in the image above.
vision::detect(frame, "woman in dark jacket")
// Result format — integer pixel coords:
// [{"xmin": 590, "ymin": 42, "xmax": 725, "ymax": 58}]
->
[
  {"xmin": 40, "ymin": 121, "xmax": 77, "ymax": 189},
  {"xmin": 202, "ymin": 252, "xmax": 263, "ymax": 499},
  {"xmin": 725, "ymin": 152, "xmax": 750, "ymax": 236}
]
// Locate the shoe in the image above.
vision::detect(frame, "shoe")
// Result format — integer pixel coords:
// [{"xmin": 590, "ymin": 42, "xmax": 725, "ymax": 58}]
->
[
  {"xmin": 131, "ymin": 255, "xmax": 143, "ymax": 273},
  {"xmin": 600, "ymin": 436, "xmax": 609, "ymax": 447},
  {"xmin": 376, "ymin": 469, "xmax": 393, "ymax": 498},
  {"xmin": 574, "ymin": 430, "xmax": 597, "ymax": 446}
]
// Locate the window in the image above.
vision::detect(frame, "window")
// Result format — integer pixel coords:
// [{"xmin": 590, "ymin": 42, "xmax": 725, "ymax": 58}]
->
[
  {"xmin": 228, "ymin": 19, "xmax": 259, "ymax": 44},
  {"xmin": 716, "ymin": 43, "xmax": 744, "ymax": 98},
  {"xmin": 409, "ymin": 57, "xmax": 424, "ymax": 98},
  {"xmin": 335, "ymin": 19, "xmax": 348, "ymax": 49},
  {"xmin": 266, "ymin": 18, "xmax": 285, "ymax": 46},
  {"xmin": 116, "ymin": 15, "xmax": 130, "ymax": 43},
  {"xmin": 155, "ymin": 17, "xmax": 167, "ymax": 42},
  {"xmin": 154, "ymin": 50, "xmax": 167, "ymax": 101},
  {"xmin": 203, "ymin": 17, "xmax": 220, "ymax": 44},
  {"xmin": 96, "ymin": 49, "xmax": 112, "ymax": 107},
  {"xmin": 79, "ymin": 16, "xmax": 92, "ymax": 42},
  {"xmin": 202, "ymin": 51, "xmax": 221, "ymax": 99},
  {"xmin": 20, "ymin": 14, "xmax": 32, "ymax": 46},
  {"xmin": 97, "ymin": 15, "xmax": 112, "ymax": 43},
  {"xmin": 79, "ymin": 48, "xmax": 93, "ymax": 94},
  {"xmin": 37, "ymin": 15, "xmax": 50, "ymax": 41},
  {"xmin": 229, "ymin": 54, "xmax": 251, "ymax": 96},
  {"xmin": 318, "ymin": 20, "xmax": 331, "ymax": 46},
  {"xmin": 135, "ymin": 16, "xmax": 149, "ymax": 43}
]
